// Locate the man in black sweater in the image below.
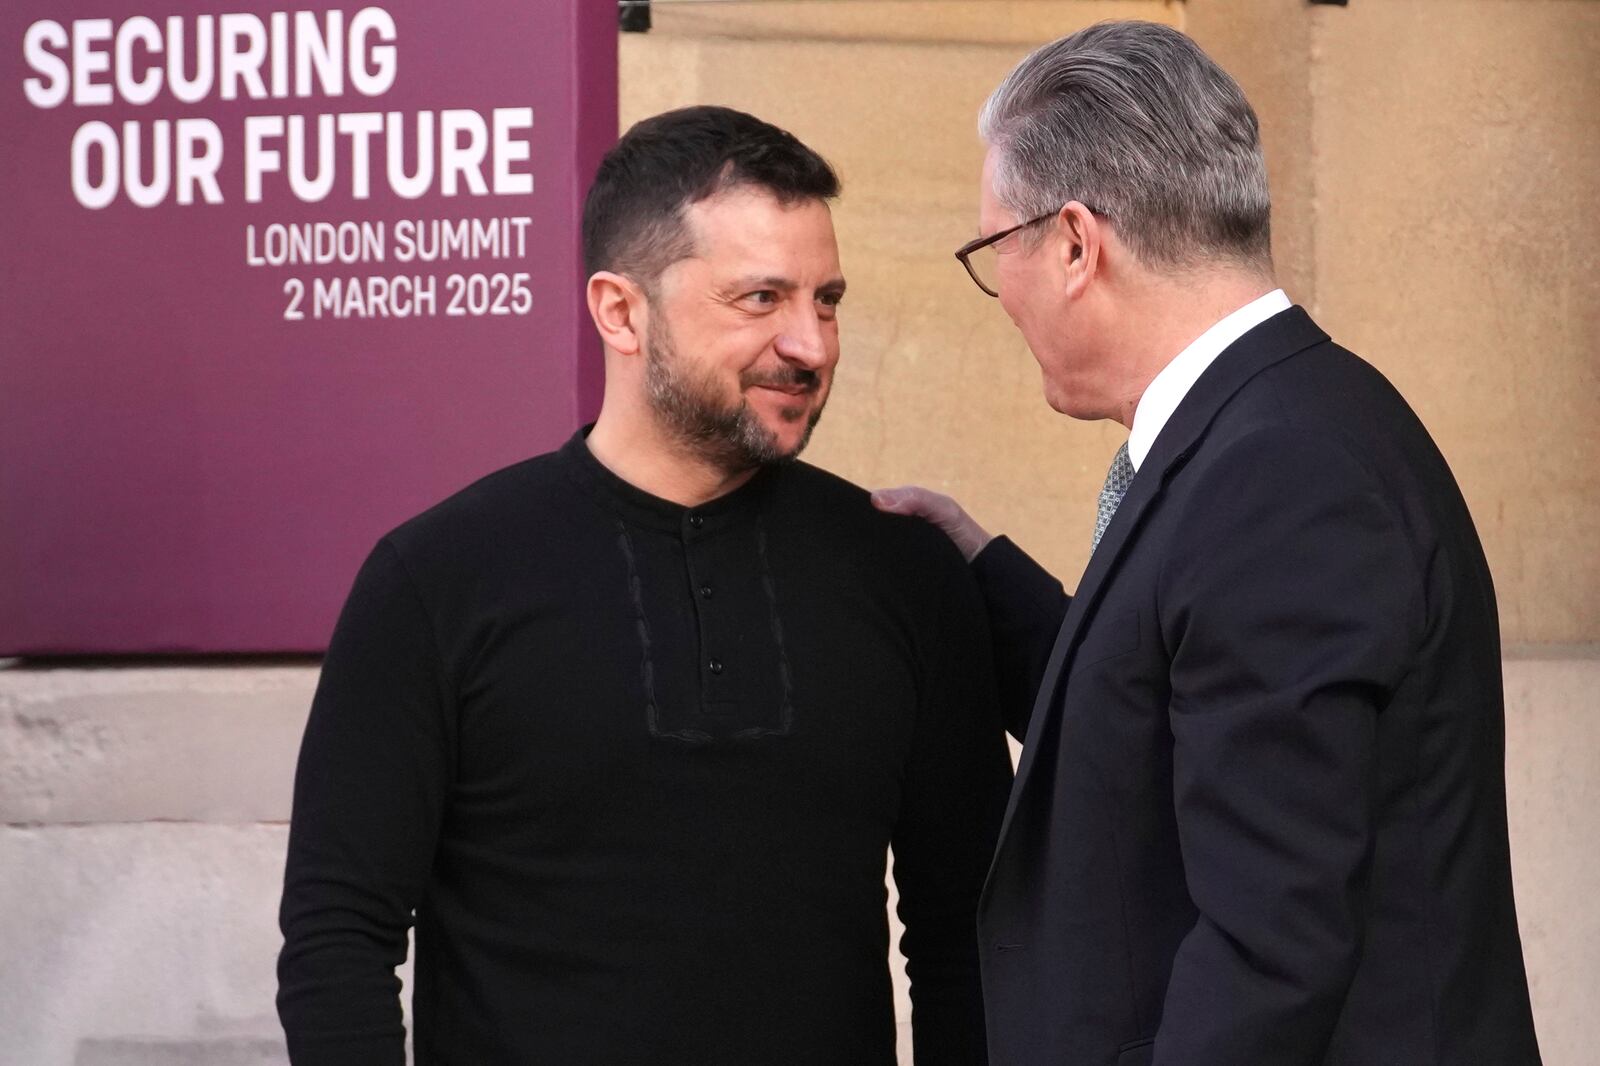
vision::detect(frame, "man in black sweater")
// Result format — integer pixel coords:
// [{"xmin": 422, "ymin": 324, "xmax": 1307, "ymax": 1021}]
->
[{"xmin": 277, "ymin": 106, "xmax": 1012, "ymax": 1065}]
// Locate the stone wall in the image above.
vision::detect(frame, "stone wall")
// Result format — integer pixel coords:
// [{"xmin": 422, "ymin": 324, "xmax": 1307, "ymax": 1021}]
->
[
  {"xmin": 618, "ymin": 0, "xmax": 1600, "ymax": 643},
  {"xmin": 0, "ymin": 666, "xmax": 316, "ymax": 1066}
]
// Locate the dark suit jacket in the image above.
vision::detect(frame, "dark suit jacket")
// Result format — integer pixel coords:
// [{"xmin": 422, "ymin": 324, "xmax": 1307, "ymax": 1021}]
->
[{"xmin": 972, "ymin": 308, "xmax": 1541, "ymax": 1066}]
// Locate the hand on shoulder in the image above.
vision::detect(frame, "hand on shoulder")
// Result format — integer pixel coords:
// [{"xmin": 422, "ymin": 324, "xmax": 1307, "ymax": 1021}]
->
[{"xmin": 871, "ymin": 486, "xmax": 994, "ymax": 563}]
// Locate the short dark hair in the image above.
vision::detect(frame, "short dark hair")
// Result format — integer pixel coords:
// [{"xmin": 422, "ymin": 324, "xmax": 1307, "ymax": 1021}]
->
[{"xmin": 582, "ymin": 106, "xmax": 840, "ymax": 284}]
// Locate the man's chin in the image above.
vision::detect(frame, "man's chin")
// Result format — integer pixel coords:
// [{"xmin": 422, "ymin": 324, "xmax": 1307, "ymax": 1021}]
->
[
  {"xmin": 772, "ymin": 405, "xmax": 813, "ymax": 431},
  {"xmin": 740, "ymin": 410, "xmax": 820, "ymax": 467},
  {"xmin": 1042, "ymin": 378, "xmax": 1101, "ymax": 422},
  {"xmin": 748, "ymin": 428, "xmax": 807, "ymax": 464}
]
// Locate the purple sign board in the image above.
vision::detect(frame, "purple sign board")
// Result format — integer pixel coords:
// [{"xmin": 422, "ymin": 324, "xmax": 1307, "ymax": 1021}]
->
[{"xmin": 1, "ymin": 2, "xmax": 617, "ymax": 653}]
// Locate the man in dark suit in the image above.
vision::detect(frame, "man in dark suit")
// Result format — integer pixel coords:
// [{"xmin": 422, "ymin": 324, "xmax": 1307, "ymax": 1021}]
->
[{"xmin": 874, "ymin": 20, "xmax": 1542, "ymax": 1066}]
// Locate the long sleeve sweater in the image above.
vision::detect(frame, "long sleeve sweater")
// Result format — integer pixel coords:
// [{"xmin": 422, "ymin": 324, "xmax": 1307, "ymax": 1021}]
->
[{"xmin": 277, "ymin": 429, "xmax": 1012, "ymax": 1065}]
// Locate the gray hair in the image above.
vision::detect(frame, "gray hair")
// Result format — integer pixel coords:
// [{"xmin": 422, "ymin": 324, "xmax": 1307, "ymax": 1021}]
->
[{"xmin": 980, "ymin": 21, "xmax": 1272, "ymax": 271}]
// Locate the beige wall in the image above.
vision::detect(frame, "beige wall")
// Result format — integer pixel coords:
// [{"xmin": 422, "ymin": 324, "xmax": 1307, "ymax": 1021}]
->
[
  {"xmin": 1304, "ymin": 1, "xmax": 1600, "ymax": 644},
  {"xmin": 622, "ymin": 1, "xmax": 1182, "ymax": 595},
  {"xmin": 622, "ymin": 0, "xmax": 1600, "ymax": 646},
  {"xmin": 618, "ymin": 5, "xmax": 1599, "ymax": 1059}
]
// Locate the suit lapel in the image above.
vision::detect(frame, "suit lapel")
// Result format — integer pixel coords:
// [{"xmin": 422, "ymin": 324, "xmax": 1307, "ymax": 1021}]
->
[
  {"xmin": 986, "ymin": 308, "xmax": 1331, "ymax": 879},
  {"xmin": 990, "ymin": 455, "xmax": 1164, "ymax": 860}
]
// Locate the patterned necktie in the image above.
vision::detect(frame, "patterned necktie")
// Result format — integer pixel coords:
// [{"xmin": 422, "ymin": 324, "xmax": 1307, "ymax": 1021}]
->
[{"xmin": 1092, "ymin": 442, "xmax": 1134, "ymax": 553}]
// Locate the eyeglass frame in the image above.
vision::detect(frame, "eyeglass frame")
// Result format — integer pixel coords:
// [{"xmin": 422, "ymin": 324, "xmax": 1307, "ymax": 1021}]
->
[{"xmin": 954, "ymin": 202, "xmax": 1108, "ymax": 298}]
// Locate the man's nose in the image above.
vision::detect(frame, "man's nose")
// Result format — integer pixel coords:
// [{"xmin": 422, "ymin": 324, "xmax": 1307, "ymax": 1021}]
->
[{"xmin": 773, "ymin": 306, "xmax": 832, "ymax": 369}]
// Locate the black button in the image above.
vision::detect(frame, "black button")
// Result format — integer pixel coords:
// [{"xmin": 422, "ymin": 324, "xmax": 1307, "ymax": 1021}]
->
[
  {"xmin": 708, "ymin": 658, "xmax": 724, "ymax": 675},
  {"xmin": 688, "ymin": 515, "xmax": 704, "ymax": 529},
  {"xmin": 699, "ymin": 585, "xmax": 714, "ymax": 599}
]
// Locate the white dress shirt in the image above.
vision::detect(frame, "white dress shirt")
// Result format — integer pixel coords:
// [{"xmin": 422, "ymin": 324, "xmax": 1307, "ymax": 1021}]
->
[{"xmin": 1126, "ymin": 289, "xmax": 1292, "ymax": 472}]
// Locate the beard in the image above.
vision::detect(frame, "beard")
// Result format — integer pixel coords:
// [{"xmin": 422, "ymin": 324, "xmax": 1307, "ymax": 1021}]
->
[{"xmin": 643, "ymin": 316, "xmax": 827, "ymax": 474}]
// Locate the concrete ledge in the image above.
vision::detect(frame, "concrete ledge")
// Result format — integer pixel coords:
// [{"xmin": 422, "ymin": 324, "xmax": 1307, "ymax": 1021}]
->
[
  {"xmin": 0, "ymin": 823, "xmax": 307, "ymax": 1066},
  {"xmin": 643, "ymin": 0, "xmax": 1177, "ymax": 47},
  {"xmin": 0, "ymin": 664, "xmax": 317, "ymax": 824},
  {"xmin": 76, "ymin": 1039, "xmax": 286, "ymax": 1066},
  {"xmin": 1502, "ymin": 659, "xmax": 1600, "ymax": 1066}
]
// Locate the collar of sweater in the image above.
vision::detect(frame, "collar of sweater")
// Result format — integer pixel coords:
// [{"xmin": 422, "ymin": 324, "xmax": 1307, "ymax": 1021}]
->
[{"xmin": 560, "ymin": 426, "xmax": 781, "ymax": 537}]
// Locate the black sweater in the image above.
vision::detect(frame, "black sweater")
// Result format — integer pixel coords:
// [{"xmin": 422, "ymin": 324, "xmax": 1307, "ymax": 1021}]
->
[{"xmin": 278, "ymin": 430, "xmax": 1012, "ymax": 1065}]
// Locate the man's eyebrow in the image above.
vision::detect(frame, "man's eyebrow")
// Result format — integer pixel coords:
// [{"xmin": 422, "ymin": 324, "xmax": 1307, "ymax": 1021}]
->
[
  {"xmin": 729, "ymin": 275, "xmax": 848, "ymax": 296},
  {"xmin": 730, "ymin": 274, "xmax": 800, "ymax": 292}
]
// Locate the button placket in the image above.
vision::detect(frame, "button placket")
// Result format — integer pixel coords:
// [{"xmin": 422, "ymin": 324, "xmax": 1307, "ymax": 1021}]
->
[
  {"xmin": 683, "ymin": 517, "xmax": 724, "ymax": 694},
  {"xmin": 666, "ymin": 514, "xmax": 790, "ymax": 739}
]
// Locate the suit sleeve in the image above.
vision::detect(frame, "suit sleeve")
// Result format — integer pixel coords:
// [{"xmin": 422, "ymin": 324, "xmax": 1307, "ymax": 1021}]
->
[
  {"xmin": 277, "ymin": 538, "xmax": 455, "ymax": 1065},
  {"xmin": 970, "ymin": 536, "xmax": 1071, "ymax": 739},
  {"xmin": 1152, "ymin": 428, "xmax": 1423, "ymax": 1065},
  {"xmin": 893, "ymin": 545, "xmax": 1015, "ymax": 1066}
]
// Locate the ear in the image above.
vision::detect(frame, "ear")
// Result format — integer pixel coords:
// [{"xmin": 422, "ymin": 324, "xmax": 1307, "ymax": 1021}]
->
[
  {"xmin": 586, "ymin": 271, "xmax": 647, "ymax": 357},
  {"xmin": 1055, "ymin": 201, "xmax": 1102, "ymax": 300}
]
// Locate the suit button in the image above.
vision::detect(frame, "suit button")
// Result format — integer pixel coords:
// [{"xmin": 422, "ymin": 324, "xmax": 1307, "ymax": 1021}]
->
[
  {"xmin": 699, "ymin": 586, "xmax": 714, "ymax": 599},
  {"xmin": 708, "ymin": 658, "xmax": 724, "ymax": 675}
]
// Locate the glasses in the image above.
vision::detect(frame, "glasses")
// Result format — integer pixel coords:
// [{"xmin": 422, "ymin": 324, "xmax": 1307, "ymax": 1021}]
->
[{"xmin": 954, "ymin": 203, "xmax": 1106, "ymax": 298}]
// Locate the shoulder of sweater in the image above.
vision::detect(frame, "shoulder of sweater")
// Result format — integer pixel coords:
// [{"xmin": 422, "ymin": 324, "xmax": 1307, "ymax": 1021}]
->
[
  {"xmin": 782, "ymin": 459, "xmax": 870, "ymax": 504},
  {"xmin": 380, "ymin": 449, "xmax": 571, "ymax": 560},
  {"xmin": 783, "ymin": 461, "xmax": 971, "ymax": 572}
]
